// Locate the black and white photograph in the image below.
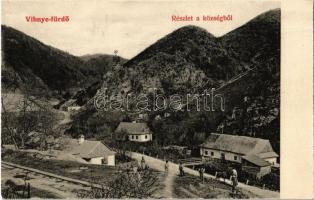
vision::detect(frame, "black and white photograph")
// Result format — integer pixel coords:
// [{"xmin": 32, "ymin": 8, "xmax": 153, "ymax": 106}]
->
[{"xmin": 1, "ymin": 0, "xmax": 283, "ymax": 198}]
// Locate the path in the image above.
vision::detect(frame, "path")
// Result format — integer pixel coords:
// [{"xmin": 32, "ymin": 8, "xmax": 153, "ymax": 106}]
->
[
  {"xmin": 57, "ymin": 111, "xmax": 72, "ymax": 125},
  {"xmin": 162, "ymin": 173, "xmax": 175, "ymax": 198},
  {"xmin": 126, "ymin": 152, "xmax": 177, "ymax": 198},
  {"xmin": 52, "ymin": 110, "xmax": 72, "ymax": 134},
  {"xmin": 127, "ymin": 152, "xmax": 279, "ymax": 198}
]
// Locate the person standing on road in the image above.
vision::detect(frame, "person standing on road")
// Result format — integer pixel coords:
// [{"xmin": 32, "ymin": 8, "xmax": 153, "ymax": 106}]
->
[
  {"xmin": 165, "ymin": 160, "xmax": 169, "ymax": 174},
  {"xmin": 231, "ymin": 168, "xmax": 238, "ymax": 194},
  {"xmin": 141, "ymin": 156, "xmax": 146, "ymax": 170},
  {"xmin": 200, "ymin": 166, "xmax": 205, "ymax": 182},
  {"xmin": 179, "ymin": 162, "xmax": 184, "ymax": 176}
]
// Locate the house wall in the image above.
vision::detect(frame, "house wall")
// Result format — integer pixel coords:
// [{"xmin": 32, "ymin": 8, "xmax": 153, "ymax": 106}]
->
[
  {"xmin": 128, "ymin": 134, "xmax": 152, "ymax": 142},
  {"xmin": 107, "ymin": 155, "xmax": 115, "ymax": 166},
  {"xmin": 259, "ymin": 165, "xmax": 272, "ymax": 177},
  {"xmin": 68, "ymin": 106, "xmax": 81, "ymax": 112},
  {"xmin": 89, "ymin": 157, "xmax": 104, "ymax": 165},
  {"xmin": 86, "ymin": 156, "xmax": 115, "ymax": 166},
  {"xmin": 200, "ymin": 147, "xmax": 242, "ymax": 163}
]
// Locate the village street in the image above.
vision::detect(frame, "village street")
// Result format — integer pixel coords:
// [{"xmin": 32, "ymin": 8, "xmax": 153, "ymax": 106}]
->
[
  {"xmin": 1, "ymin": 101, "xmax": 280, "ymax": 199},
  {"xmin": 2, "ymin": 150, "xmax": 279, "ymax": 199},
  {"xmin": 162, "ymin": 173, "xmax": 175, "ymax": 197},
  {"xmin": 128, "ymin": 152, "xmax": 280, "ymax": 198}
]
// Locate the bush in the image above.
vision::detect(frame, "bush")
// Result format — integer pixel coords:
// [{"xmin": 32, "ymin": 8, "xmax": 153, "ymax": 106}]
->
[
  {"xmin": 2, "ymin": 149, "xmax": 15, "ymax": 158},
  {"xmin": 238, "ymin": 170, "xmax": 279, "ymax": 191},
  {"xmin": 203, "ymin": 160, "xmax": 240, "ymax": 177},
  {"xmin": 115, "ymin": 153, "xmax": 133, "ymax": 164},
  {"xmin": 261, "ymin": 173, "xmax": 279, "ymax": 191}
]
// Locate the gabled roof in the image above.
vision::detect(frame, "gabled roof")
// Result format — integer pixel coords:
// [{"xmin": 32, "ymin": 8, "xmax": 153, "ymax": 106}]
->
[
  {"xmin": 258, "ymin": 151, "xmax": 278, "ymax": 158},
  {"xmin": 200, "ymin": 133, "xmax": 276, "ymax": 155},
  {"xmin": 115, "ymin": 122, "xmax": 152, "ymax": 135},
  {"xmin": 242, "ymin": 154, "xmax": 271, "ymax": 167},
  {"xmin": 68, "ymin": 139, "xmax": 115, "ymax": 158}
]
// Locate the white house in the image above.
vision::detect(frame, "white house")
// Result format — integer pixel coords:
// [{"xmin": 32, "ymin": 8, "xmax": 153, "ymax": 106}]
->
[
  {"xmin": 68, "ymin": 135, "xmax": 116, "ymax": 166},
  {"xmin": 200, "ymin": 133, "xmax": 278, "ymax": 177},
  {"xmin": 200, "ymin": 133, "xmax": 278, "ymax": 165},
  {"xmin": 115, "ymin": 122, "xmax": 153, "ymax": 142},
  {"xmin": 68, "ymin": 106, "xmax": 81, "ymax": 112}
]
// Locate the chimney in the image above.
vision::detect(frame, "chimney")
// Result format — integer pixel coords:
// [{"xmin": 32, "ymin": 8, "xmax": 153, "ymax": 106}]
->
[{"xmin": 78, "ymin": 135, "xmax": 85, "ymax": 144}]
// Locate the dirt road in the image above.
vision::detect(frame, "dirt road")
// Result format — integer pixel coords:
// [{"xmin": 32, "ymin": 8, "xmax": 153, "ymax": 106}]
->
[{"xmin": 162, "ymin": 172, "xmax": 175, "ymax": 198}]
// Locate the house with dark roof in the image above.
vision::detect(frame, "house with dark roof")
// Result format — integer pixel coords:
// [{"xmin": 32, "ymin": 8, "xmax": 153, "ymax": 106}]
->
[
  {"xmin": 241, "ymin": 154, "xmax": 273, "ymax": 178},
  {"xmin": 199, "ymin": 133, "xmax": 278, "ymax": 177},
  {"xmin": 115, "ymin": 122, "xmax": 153, "ymax": 142},
  {"xmin": 67, "ymin": 135, "xmax": 116, "ymax": 166}
]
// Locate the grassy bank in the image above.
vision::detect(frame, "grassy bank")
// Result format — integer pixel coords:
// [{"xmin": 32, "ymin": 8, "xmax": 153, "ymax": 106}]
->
[
  {"xmin": 173, "ymin": 174, "xmax": 253, "ymax": 198},
  {"xmin": 2, "ymin": 150, "xmax": 118, "ymax": 185}
]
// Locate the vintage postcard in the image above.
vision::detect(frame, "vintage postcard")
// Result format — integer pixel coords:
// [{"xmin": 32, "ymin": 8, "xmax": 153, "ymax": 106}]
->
[{"xmin": 0, "ymin": 0, "xmax": 313, "ymax": 199}]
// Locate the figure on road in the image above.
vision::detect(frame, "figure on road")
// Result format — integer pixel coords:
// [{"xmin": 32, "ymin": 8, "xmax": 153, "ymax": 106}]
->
[
  {"xmin": 199, "ymin": 166, "xmax": 205, "ymax": 182},
  {"xmin": 231, "ymin": 168, "xmax": 238, "ymax": 194},
  {"xmin": 165, "ymin": 160, "xmax": 169, "ymax": 174},
  {"xmin": 141, "ymin": 156, "xmax": 146, "ymax": 170},
  {"xmin": 179, "ymin": 162, "xmax": 184, "ymax": 176}
]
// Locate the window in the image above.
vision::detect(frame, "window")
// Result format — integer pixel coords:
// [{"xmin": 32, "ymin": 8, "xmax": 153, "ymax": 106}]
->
[
  {"xmin": 204, "ymin": 150, "xmax": 208, "ymax": 155},
  {"xmin": 136, "ymin": 136, "xmax": 139, "ymax": 139},
  {"xmin": 234, "ymin": 156, "xmax": 237, "ymax": 160},
  {"xmin": 145, "ymin": 135, "xmax": 148, "ymax": 139},
  {"xmin": 101, "ymin": 158, "xmax": 107, "ymax": 164},
  {"xmin": 211, "ymin": 152, "xmax": 214, "ymax": 156},
  {"xmin": 221, "ymin": 153, "xmax": 225, "ymax": 160},
  {"xmin": 131, "ymin": 135, "xmax": 134, "ymax": 139}
]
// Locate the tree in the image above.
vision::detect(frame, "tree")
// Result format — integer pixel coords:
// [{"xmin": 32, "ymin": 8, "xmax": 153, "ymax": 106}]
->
[
  {"xmin": 1, "ymin": 95, "xmax": 19, "ymax": 149},
  {"xmin": 1, "ymin": 92, "xmax": 57, "ymax": 149}
]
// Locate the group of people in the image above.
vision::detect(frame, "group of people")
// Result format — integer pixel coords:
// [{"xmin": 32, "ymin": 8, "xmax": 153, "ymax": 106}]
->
[
  {"xmin": 145, "ymin": 156, "xmax": 238, "ymax": 194},
  {"xmin": 165, "ymin": 161, "xmax": 185, "ymax": 177},
  {"xmin": 179, "ymin": 162, "xmax": 238, "ymax": 194}
]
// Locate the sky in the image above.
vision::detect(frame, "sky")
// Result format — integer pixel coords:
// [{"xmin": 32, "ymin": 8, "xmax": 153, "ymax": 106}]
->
[{"xmin": 2, "ymin": 0, "xmax": 280, "ymax": 59}]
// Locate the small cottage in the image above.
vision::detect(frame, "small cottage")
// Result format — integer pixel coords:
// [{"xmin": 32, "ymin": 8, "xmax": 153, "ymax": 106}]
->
[
  {"xmin": 199, "ymin": 133, "xmax": 278, "ymax": 177},
  {"xmin": 68, "ymin": 135, "xmax": 116, "ymax": 166},
  {"xmin": 68, "ymin": 106, "xmax": 81, "ymax": 112},
  {"xmin": 115, "ymin": 122, "xmax": 153, "ymax": 142}
]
